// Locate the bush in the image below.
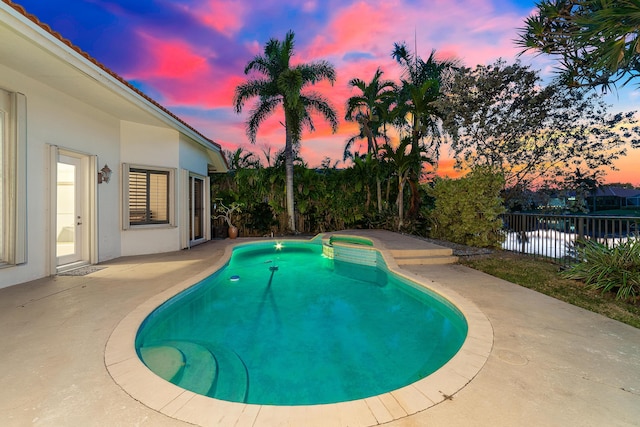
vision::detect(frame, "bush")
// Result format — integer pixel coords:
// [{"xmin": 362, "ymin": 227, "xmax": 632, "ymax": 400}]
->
[
  {"xmin": 562, "ymin": 239, "xmax": 640, "ymax": 301},
  {"xmin": 428, "ymin": 167, "xmax": 505, "ymax": 248},
  {"xmin": 244, "ymin": 202, "xmax": 277, "ymax": 235}
]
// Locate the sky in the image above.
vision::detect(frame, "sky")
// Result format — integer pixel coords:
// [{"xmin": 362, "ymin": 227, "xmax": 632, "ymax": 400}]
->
[{"xmin": 13, "ymin": 0, "xmax": 640, "ymax": 185}]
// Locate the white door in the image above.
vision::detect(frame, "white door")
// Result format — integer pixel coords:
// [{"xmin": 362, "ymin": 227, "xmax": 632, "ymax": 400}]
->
[{"xmin": 56, "ymin": 154, "xmax": 85, "ymax": 266}]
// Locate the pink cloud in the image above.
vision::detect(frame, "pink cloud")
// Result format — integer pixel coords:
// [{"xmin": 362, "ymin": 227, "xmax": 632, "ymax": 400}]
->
[
  {"xmin": 193, "ymin": 0, "xmax": 247, "ymax": 36},
  {"xmin": 132, "ymin": 32, "xmax": 210, "ymax": 79},
  {"xmin": 302, "ymin": 2, "xmax": 398, "ymax": 62},
  {"xmin": 121, "ymin": 32, "xmax": 250, "ymax": 108}
]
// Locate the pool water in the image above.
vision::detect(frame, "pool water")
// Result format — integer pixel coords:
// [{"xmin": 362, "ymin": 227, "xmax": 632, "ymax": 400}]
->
[{"xmin": 135, "ymin": 241, "xmax": 468, "ymax": 405}]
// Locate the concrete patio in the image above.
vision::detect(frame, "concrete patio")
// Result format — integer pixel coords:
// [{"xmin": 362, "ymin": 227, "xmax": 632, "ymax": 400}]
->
[{"xmin": 1, "ymin": 230, "xmax": 639, "ymax": 426}]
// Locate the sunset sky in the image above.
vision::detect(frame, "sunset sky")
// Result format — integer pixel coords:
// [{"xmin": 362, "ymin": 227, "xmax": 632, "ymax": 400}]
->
[{"xmin": 14, "ymin": 0, "xmax": 640, "ymax": 185}]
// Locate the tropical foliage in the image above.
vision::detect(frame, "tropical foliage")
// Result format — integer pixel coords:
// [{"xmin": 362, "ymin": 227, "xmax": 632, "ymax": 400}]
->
[
  {"xmin": 226, "ymin": 34, "xmax": 638, "ymax": 258},
  {"xmin": 428, "ymin": 167, "xmax": 506, "ymax": 248},
  {"xmin": 439, "ymin": 60, "xmax": 639, "ymax": 207},
  {"xmin": 344, "ymin": 67, "xmax": 395, "ymax": 159},
  {"xmin": 389, "ymin": 44, "xmax": 458, "ymax": 218},
  {"xmin": 233, "ymin": 30, "xmax": 338, "ymax": 232},
  {"xmin": 518, "ymin": 0, "xmax": 640, "ymax": 90},
  {"xmin": 562, "ymin": 239, "xmax": 640, "ymax": 301},
  {"xmin": 210, "ymin": 151, "xmax": 396, "ymax": 236},
  {"xmin": 380, "ymin": 138, "xmax": 430, "ymax": 230}
]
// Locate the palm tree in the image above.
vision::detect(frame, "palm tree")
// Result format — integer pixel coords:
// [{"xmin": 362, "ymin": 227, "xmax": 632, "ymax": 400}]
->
[
  {"xmin": 233, "ymin": 30, "xmax": 338, "ymax": 232},
  {"xmin": 517, "ymin": 0, "xmax": 640, "ymax": 90},
  {"xmin": 381, "ymin": 138, "xmax": 430, "ymax": 230},
  {"xmin": 345, "ymin": 68, "xmax": 395, "ymax": 213},
  {"xmin": 344, "ymin": 68, "xmax": 396, "ymax": 157},
  {"xmin": 224, "ymin": 147, "xmax": 260, "ymax": 170},
  {"xmin": 391, "ymin": 44, "xmax": 457, "ymax": 158},
  {"xmin": 391, "ymin": 43, "xmax": 458, "ymax": 217}
]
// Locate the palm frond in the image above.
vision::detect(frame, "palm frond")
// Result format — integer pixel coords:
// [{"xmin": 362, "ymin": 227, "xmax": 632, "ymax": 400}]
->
[{"xmin": 247, "ymin": 97, "xmax": 281, "ymax": 143}]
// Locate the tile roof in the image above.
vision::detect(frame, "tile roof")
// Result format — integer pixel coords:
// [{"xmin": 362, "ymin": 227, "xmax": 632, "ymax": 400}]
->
[{"xmin": 2, "ymin": 0, "xmax": 221, "ymax": 151}]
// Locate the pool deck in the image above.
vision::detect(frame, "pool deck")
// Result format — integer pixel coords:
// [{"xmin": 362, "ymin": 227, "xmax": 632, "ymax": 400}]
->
[{"xmin": 1, "ymin": 230, "xmax": 639, "ymax": 426}]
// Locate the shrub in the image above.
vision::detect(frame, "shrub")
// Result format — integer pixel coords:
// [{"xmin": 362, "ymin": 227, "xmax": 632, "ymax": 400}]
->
[
  {"xmin": 562, "ymin": 239, "xmax": 640, "ymax": 301},
  {"xmin": 244, "ymin": 202, "xmax": 277, "ymax": 235},
  {"xmin": 428, "ymin": 167, "xmax": 505, "ymax": 248}
]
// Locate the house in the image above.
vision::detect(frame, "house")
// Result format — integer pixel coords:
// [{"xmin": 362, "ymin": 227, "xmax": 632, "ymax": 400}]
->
[
  {"xmin": 0, "ymin": 0, "xmax": 228, "ymax": 289},
  {"xmin": 626, "ymin": 193, "xmax": 640, "ymax": 207},
  {"xmin": 586, "ymin": 186, "xmax": 640, "ymax": 212}
]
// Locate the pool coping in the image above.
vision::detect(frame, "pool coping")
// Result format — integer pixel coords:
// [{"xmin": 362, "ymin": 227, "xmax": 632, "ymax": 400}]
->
[{"xmin": 104, "ymin": 233, "xmax": 494, "ymax": 427}]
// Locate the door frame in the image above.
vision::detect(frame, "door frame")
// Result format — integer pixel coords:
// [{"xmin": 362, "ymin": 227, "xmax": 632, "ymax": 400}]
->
[
  {"xmin": 181, "ymin": 169, "xmax": 210, "ymax": 249},
  {"xmin": 49, "ymin": 146, "xmax": 98, "ymax": 274}
]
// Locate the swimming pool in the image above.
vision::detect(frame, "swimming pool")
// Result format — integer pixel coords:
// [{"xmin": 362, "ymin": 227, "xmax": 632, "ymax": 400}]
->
[{"xmin": 135, "ymin": 239, "xmax": 468, "ymax": 405}]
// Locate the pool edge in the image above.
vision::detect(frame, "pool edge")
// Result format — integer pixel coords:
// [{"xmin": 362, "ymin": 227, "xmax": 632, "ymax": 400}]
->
[{"xmin": 105, "ymin": 233, "xmax": 494, "ymax": 427}]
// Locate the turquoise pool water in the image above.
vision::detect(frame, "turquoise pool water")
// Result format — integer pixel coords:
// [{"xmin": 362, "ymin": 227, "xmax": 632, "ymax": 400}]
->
[{"xmin": 135, "ymin": 240, "xmax": 468, "ymax": 406}]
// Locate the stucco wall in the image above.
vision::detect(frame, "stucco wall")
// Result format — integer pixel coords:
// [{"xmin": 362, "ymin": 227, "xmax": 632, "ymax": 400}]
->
[
  {"xmin": 0, "ymin": 63, "xmax": 121, "ymax": 289},
  {"xmin": 119, "ymin": 121, "xmax": 182, "ymax": 257},
  {"xmin": 179, "ymin": 134, "xmax": 212, "ymax": 176}
]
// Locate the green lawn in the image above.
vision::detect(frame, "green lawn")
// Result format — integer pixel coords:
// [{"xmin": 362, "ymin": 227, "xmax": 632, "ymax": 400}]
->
[{"xmin": 460, "ymin": 251, "xmax": 640, "ymax": 329}]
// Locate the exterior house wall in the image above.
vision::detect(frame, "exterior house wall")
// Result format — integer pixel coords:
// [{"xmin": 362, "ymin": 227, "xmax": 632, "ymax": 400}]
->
[
  {"xmin": 0, "ymin": 63, "xmax": 121, "ymax": 288},
  {"xmin": 120, "ymin": 121, "xmax": 181, "ymax": 257},
  {"xmin": 0, "ymin": 1, "xmax": 226, "ymax": 289},
  {"xmin": 179, "ymin": 134, "xmax": 212, "ymax": 175}
]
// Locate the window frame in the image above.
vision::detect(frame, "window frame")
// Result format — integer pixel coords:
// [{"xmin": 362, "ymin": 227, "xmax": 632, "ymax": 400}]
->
[{"xmin": 122, "ymin": 163, "xmax": 175, "ymax": 229}]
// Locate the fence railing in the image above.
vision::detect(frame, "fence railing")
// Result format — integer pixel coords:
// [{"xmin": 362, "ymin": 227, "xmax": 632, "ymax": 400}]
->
[{"xmin": 501, "ymin": 213, "xmax": 640, "ymax": 265}]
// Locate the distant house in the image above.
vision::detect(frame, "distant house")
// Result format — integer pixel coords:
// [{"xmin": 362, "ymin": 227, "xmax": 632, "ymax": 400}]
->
[
  {"xmin": 628, "ymin": 193, "xmax": 640, "ymax": 207},
  {"xmin": 586, "ymin": 186, "xmax": 640, "ymax": 212},
  {"xmin": 0, "ymin": 1, "xmax": 228, "ymax": 289}
]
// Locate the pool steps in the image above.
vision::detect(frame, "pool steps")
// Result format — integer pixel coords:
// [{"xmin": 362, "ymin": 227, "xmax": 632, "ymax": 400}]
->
[
  {"xmin": 204, "ymin": 343, "xmax": 249, "ymax": 402},
  {"xmin": 138, "ymin": 345, "xmax": 183, "ymax": 381},
  {"xmin": 322, "ymin": 234, "xmax": 458, "ymax": 266},
  {"xmin": 139, "ymin": 340, "xmax": 248, "ymax": 402}
]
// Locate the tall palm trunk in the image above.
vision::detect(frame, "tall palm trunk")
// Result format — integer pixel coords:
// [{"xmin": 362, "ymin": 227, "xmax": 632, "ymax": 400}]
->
[
  {"xmin": 377, "ymin": 178, "xmax": 383, "ymax": 213},
  {"xmin": 397, "ymin": 175, "xmax": 405, "ymax": 230},
  {"xmin": 408, "ymin": 176, "xmax": 420, "ymax": 218},
  {"xmin": 408, "ymin": 126, "xmax": 421, "ymax": 218},
  {"xmin": 284, "ymin": 127, "xmax": 296, "ymax": 232}
]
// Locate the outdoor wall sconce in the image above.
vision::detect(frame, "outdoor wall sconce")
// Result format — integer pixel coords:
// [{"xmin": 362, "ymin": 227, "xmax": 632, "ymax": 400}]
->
[{"xmin": 98, "ymin": 164, "xmax": 112, "ymax": 184}]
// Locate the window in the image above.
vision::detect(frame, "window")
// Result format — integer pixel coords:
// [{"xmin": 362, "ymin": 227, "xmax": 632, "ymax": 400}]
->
[
  {"xmin": 123, "ymin": 164, "xmax": 174, "ymax": 228},
  {"xmin": 1, "ymin": 89, "xmax": 27, "ymax": 265}
]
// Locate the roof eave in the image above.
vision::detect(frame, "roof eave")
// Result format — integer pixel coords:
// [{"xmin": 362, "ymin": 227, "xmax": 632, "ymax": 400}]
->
[{"xmin": 2, "ymin": 0, "xmax": 225, "ymax": 159}]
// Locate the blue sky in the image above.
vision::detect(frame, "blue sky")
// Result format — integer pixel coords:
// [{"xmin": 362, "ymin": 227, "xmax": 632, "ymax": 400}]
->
[{"xmin": 12, "ymin": 0, "xmax": 639, "ymax": 183}]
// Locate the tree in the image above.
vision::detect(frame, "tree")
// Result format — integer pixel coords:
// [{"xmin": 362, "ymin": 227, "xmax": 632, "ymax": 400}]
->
[
  {"xmin": 224, "ymin": 147, "xmax": 261, "ymax": 170},
  {"xmin": 390, "ymin": 44, "xmax": 458, "ymax": 217},
  {"xmin": 517, "ymin": 0, "xmax": 640, "ymax": 90},
  {"xmin": 439, "ymin": 60, "xmax": 639, "ymax": 206},
  {"xmin": 381, "ymin": 138, "xmax": 430, "ymax": 230},
  {"xmin": 344, "ymin": 68, "xmax": 395, "ymax": 212},
  {"xmin": 233, "ymin": 30, "xmax": 338, "ymax": 232},
  {"xmin": 344, "ymin": 68, "xmax": 396, "ymax": 157},
  {"xmin": 564, "ymin": 167, "xmax": 603, "ymax": 212}
]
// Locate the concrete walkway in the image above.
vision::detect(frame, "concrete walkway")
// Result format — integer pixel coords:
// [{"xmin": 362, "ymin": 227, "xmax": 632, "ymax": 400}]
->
[{"xmin": 1, "ymin": 231, "xmax": 639, "ymax": 426}]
